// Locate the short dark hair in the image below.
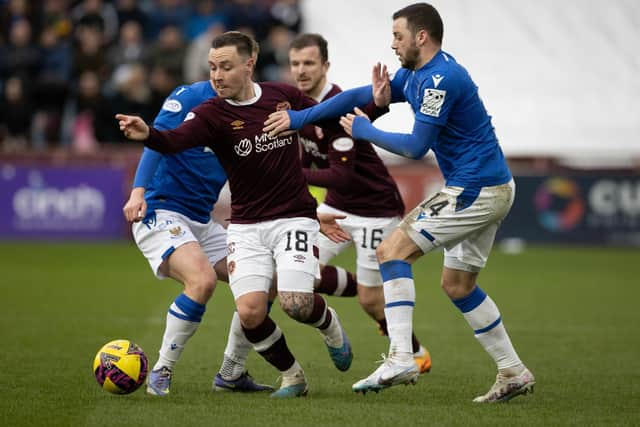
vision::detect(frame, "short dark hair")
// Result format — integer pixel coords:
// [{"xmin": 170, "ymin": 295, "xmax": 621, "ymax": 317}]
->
[
  {"xmin": 211, "ymin": 31, "xmax": 259, "ymax": 58},
  {"xmin": 289, "ymin": 33, "xmax": 329, "ymax": 63},
  {"xmin": 393, "ymin": 3, "xmax": 443, "ymax": 45}
]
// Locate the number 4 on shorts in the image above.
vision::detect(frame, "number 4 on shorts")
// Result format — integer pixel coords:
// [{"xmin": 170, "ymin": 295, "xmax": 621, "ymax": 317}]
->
[{"xmin": 420, "ymin": 193, "xmax": 449, "ymax": 217}]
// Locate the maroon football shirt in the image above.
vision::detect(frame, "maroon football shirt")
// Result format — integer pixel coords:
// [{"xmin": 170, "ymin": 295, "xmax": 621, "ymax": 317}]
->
[
  {"xmin": 144, "ymin": 82, "xmax": 320, "ymax": 224},
  {"xmin": 299, "ymin": 83, "xmax": 405, "ymax": 217}
]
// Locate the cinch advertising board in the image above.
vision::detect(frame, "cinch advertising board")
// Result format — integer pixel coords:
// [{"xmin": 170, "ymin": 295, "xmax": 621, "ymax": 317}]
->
[{"xmin": 0, "ymin": 165, "xmax": 126, "ymax": 240}]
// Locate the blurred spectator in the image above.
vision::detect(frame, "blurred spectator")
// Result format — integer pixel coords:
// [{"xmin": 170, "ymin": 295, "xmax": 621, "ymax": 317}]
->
[
  {"xmin": 183, "ymin": 21, "xmax": 225, "ymax": 83},
  {"xmin": 0, "ymin": 76, "xmax": 33, "ymax": 151},
  {"xmin": 268, "ymin": 0, "xmax": 302, "ymax": 34},
  {"xmin": 149, "ymin": 65, "xmax": 178, "ymax": 114},
  {"xmin": 110, "ymin": 63, "xmax": 154, "ymax": 129},
  {"xmin": 70, "ymin": 0, "xmax": 119, "ymax": 45},
  {"xmin": 145, "ymin": 0, "xmax": 191, "ymax": 39},
  {"xmin": 62, "ymin": 70, "xmax": 118, "ymax": 149},
  {"xmin": 183, "ymin": 0, "xmax": 227, "ymax": 41},
  {"xmin": 0, "ymin": 18, "xmax": 40, "ymax": 81},
  {"xmin": 115, "ymin": 0, "xmax": 147, "ymax": 29},
  {"xmin": 256, "ymin": 25, "xmax": 293, "ymax": 82},
  {"xmin": 0, "ymin": 0, "xmax": 307, "ymax": 151},
  {"xmin": 0, "ymin": 0, "xmax": 40, "ymax": 41},
  {"xmin": 225, "ymin": 0, "xmax": 270, "ymax": 42},
  {"xmin": 42, "ymin": 0, "xmax": 73, "ymax": 40},
  {"xmin": 37, "ymin": 25, "xmax": 72, "ymax": 96},
  {"xmin": 144, "ymin": 24, "xmax": 186, "ymax": 83},
  {"xmin": 32, "ymin": 24, "xmax": 73, "ymax": 147},
  {"xmin": 72, "ymin": 23, "xmax": 108, "ymax": 80},
  {"xmin": 108, "ymin": 20, "xmax": 146, "ymax": 69}
]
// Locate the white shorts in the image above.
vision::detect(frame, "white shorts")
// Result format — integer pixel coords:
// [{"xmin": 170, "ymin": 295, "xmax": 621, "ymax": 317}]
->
[
  {"xmin": 399, "ymin": 180, "xmax": 515, "ymax": 272},
  {"xmin": 317, "ymin": 203, "xmax": 400, "ymax": 287},
  {"xmin": 226, "ymin": 217, "xmax": 320, "ymax": 299},
  {"xmin": 132, "ymin": 209, "xmax": 227, "ymax": 279}
]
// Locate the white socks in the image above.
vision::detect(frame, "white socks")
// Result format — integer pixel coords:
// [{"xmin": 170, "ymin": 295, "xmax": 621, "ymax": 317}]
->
[
  {"xmin": 155, "ymin": 293, "xmax": 205, "ymax": 370},
  {"xmin": 452, "ymin": 285, "xmax": 522, "ymax": 369},
  {"xmin": 380, "ymin": 261, "xmax": 415, "ymax": 361}
]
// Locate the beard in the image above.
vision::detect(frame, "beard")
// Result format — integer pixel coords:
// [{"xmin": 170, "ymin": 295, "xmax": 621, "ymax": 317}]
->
[{"xmin": 400, "ymin": 43, "xmax": 421, "ymax": 70}]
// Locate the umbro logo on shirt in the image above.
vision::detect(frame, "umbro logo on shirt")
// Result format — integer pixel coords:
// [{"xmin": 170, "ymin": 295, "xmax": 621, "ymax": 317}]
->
[{"xmin": 231, "ymin": 120, "xmax": 245, "ymax": 130}]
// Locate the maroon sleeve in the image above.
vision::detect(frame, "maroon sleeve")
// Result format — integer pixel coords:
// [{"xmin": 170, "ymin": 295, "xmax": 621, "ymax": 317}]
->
[
  {"xmin": 360, "ymin": 100, "xmax": 390, "ymax": 122},
  {"xmin": 303, "ymin": 143, "xmax": 355, "ymax": 189},
  {"xmin": 144, "ymin": 110, "xmax": 214, "ymax": 153},
  {"xmin": 300, "ymin": 147, "xmax": 313, "ymax": 168},
  {"xmin": 290, "ymin": 85, "xmax": 358, "ymax": 188}
]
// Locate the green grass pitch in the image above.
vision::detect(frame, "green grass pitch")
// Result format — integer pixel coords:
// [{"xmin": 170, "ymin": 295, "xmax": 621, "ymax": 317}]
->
[{"xmin": 0, "ymin": 242, "xmax": 638, "ymax": 426}]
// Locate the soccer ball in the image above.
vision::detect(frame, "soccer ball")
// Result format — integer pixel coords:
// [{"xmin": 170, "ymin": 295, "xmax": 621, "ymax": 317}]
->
[{"xmin": 93, "ymin": 339, "xmax": 148, "ymax": 394}]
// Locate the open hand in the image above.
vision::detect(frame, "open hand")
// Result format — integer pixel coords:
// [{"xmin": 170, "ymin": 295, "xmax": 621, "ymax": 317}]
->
[
  {"xmin": 318, "ymin": 213, "xmax": 351, "ymax": 243},
  {"xmin": 372, "ymin": 62, "xmax": 391, "ymax": 107},
  {"xmin": 263, "ymin": 111, "xmax": 291, "ymax": 138},
  {"xmin": 339, "ymin": 107, "xmax": 370, "ymax": 138}
]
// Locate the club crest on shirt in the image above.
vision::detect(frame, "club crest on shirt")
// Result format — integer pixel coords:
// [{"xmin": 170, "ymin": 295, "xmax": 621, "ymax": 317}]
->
[
  {"xmin": 276, "ymin": 101, "xmax": 291, "ymax": 111},
  {"xmin": 168, "ymin": 226, "xmax": 185, "ymax": 239},
  {"xmin": 231, "ymin": 120, "xmax": 244, "ymax": 130},
  {"xmin": 420, "ymin": 88, "xmax": 446, "ymax": 117},
  {"xmin": 332, "ymin": 137, "xmax": 354, "ymax": 152},
  {"xmin": 228, "ymin": 260, "xmax": 236, "ymax": 275}
]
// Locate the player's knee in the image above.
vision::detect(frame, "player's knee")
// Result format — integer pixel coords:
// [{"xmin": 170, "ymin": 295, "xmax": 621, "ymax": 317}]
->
[
  {"xmin": 184, "ymin": 270, "xmax": 217, "ymax": 302},
  {"xmin": 376, "ymin": 240, "xmax": 394, "ymax": 263},
  {"xmin": 440, "ymin": 274, "xmax": 473, "ymax": 300},
  {"xmin": 236, "ymin": 302, "xmax": 266, "ymax": 329}
]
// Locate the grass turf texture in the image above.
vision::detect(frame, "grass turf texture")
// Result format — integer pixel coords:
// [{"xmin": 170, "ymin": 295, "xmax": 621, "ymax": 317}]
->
[{"xmin": 0, "ymin": 242, "xmax": 638, "ymax": 426}]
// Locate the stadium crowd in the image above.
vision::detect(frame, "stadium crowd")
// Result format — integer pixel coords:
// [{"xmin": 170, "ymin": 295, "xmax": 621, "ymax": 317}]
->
[{"xmin": 0, "ymin": 0, "xmax": 302, "ymax": 152}]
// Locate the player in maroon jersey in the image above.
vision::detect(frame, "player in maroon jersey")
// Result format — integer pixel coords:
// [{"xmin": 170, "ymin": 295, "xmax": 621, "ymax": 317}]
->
[
  {"xmin": 289, "ymin": 33, "xmax": 432, "ymax": 374},
  {"xmin": 116, "ymin": 31, "xmax": 353, "ymax": 398}
]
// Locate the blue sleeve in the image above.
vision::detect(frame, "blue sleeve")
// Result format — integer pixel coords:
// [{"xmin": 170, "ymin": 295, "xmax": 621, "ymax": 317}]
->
[
  {"xmin": 288, "ymin": 85, "xmax": 373, "ymax": 129},
  {"xmin": 352, "ymin": 116, "xmax": 441, "ymax": 160},
  {"xmin": 132, "ymin": 147, "xmax": 162, "ymax": 188},
  {"xmin": 154, "ymin": 104, "xmax": 189, "ymax": 131},
  {"xmin": 414, "ymin": 72, "xmax": 459, "ymax": 126},
  {"xmin": 390, "ymin": 69, "xmax": 409, "ymax": 103},
  {"xmin": 153, "ymin": 85, "xmax": 199, "ymax": 130}
]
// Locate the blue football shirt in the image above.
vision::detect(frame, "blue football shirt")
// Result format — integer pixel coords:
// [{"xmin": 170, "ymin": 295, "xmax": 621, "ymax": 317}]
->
[
  {"xmin": 145, "ymin": 81, "xmax": 227, "ymax": 223},
  {"xmin": 390, "ymin": 50, "xmax": 512, "ymax": 190}
]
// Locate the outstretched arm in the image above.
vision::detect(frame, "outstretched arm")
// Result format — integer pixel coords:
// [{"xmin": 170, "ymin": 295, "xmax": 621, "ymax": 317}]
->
[
  {"xmin": 340, "ymin": 108, "xmax": 441, "ymax": 160},
  {"xmin": 116, "ymin": 112, "xmax": 211, "ymax": 154},
  {"xmin": 263, "ymin": 85, "xmax": 374, "ymax": 137}
]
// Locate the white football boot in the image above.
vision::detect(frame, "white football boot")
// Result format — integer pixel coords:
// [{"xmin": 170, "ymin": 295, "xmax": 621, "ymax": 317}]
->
[
  {"xmin": 473, "ymin": 367, "xmax": 535, "ymax": 403},
  {"xmin": 352, "ymin": 354, "xmax": 419, "ymax": 394}
]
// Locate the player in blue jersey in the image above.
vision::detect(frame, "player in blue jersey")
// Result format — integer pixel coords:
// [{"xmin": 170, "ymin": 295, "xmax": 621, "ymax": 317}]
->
[
  {"xmin": 123, "ymin": 78, "xmax": 275, "ymax": 396},
  {"xmin": 263, "ymin": 2, "xmax": 535, "ymax": 402},
  {"xmin": 289, "ymin": 32, "xmax": 432, "ymax": 375}
]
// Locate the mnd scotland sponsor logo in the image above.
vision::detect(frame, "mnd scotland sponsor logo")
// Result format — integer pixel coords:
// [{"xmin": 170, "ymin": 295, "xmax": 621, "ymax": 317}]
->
[{"xmin": 234, "ymin": 133, "xmax": 295, "ymax": 157}]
